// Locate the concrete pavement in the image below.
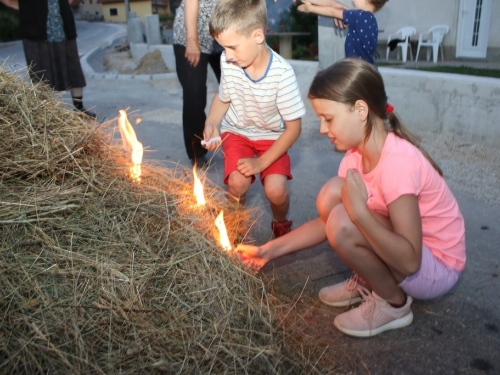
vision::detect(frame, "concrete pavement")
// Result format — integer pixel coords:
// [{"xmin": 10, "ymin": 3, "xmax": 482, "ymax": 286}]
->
[
  {"xmin": 81, "ymin": 51, "xmax": 499, "ymax": 374},
  {"xmin": 1, "ymin": 32, "xmax": 499, "ymax": 374}
]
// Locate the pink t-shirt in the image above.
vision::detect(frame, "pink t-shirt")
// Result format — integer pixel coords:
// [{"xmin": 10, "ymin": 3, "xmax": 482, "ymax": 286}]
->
[{"xmin": 338, "ymin": 132, "xmax": 466, "ymax": 271}]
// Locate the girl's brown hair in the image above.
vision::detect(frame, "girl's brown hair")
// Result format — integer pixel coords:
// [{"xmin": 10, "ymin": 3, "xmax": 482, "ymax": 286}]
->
[{"xmin": 308, "ymin": 58, "xmax": 442, "ymax": 175}]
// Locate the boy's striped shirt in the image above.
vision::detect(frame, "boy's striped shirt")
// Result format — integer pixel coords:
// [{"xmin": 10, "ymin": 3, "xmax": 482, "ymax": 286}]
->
[{"xmin": 219, "ymin": 48, "xmax": 306, "ymax": 140}]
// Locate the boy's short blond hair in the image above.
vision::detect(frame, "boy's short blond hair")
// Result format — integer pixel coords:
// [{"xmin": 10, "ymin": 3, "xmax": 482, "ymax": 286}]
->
[
  {"xmin": 209, "ymin": 0, "xmax": 267, "ymax": 38},
  {"xmin": 369, "ymin": 0, "xmax": 389, "ymax": 12}
]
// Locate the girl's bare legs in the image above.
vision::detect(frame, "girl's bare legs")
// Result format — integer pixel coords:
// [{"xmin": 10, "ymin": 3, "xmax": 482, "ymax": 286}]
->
[
  {"xmin": 326, "ymin": 204, "xmax": 406, "ymax": 305},
  {"xmin": 237, "ymin": 177, "xmax": 344, "ymax": 269}
]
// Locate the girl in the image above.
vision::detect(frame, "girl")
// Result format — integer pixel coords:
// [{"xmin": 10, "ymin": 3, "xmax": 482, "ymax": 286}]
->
[{"xmin": 236, "ymin": 58, "xmax": 466, "ymax": 338}]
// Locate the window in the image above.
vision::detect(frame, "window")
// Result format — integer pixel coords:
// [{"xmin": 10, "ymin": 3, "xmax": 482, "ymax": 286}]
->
[
  {"xmin": 110, "ymin": 7, "xmax": 118, "ymax": 16},
  {"xmin": 472, "ymin": 0, "xmax": 483, "ymax": 46}
]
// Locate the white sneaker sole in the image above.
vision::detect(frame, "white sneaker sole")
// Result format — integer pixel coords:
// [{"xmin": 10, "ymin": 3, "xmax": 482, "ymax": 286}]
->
[
  {"xmin": 319, "ymin": 295, "xmax": 362, "ymax": 307},
  {"xmin": 333, "ymin": 311, "xmax": 414, "ymax": 337}
]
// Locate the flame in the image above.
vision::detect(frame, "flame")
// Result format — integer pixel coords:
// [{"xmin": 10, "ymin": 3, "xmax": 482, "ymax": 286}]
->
[
  {"xmin": 215, "ymin": 210, "xmax": 232, "ymax": 251},
  {"xmin": 192, "ymin": 164, "xmax": 206, "ymax": 206},
  {"xmin": 118, "ymin": 110, "xmax": 143, "ymax": 182},
  {"xmin": 135, "ymin": 118, "xmax": 142, "ymax": 125}
]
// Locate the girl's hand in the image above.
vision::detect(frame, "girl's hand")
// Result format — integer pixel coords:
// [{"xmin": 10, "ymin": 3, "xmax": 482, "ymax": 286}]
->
[
  {"xmin": 236, "ymin": 244, "xmax": 269, "ymax": 270},
  {"xmin": 237, "ymin": 158, "xmax": 264, "ymax": 177},
  {"xmin": 341, "ymin": 169, "xmax": 369, "ymax": 222}
]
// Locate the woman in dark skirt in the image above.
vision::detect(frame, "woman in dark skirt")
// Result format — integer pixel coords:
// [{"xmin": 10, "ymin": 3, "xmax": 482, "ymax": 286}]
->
[{"xmin": 1, "ymin": 0, "xmax": 96, "ymax": 118}]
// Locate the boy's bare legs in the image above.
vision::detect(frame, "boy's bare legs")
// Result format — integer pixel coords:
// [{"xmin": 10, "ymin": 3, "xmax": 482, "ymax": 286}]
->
[
  {"xmin": 263, "ymin": 174, "xmax": 289, "ymax": 222},
  {"xmin": 227, "ymin": 170, "xmax": 252, "ymax": 206}
]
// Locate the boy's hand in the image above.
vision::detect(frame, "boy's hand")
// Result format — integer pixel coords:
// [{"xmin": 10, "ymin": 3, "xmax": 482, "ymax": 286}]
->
[
  {"xmin": 202, "ymin": 123, "xmax": 221, "ymax": 151},
  {"xmin": 237, "ymin": 158, "xmax": 264, "ymax": 177}
]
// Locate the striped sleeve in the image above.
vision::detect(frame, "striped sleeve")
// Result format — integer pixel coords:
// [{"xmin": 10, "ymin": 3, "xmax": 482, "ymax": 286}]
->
[{"xmin": 276, "ymin": 66, "xmax": 306, "ymax": 121}]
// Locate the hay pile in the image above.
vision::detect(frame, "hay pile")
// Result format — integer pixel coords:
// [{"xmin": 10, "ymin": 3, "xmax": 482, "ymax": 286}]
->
[{"xmin": 0, "ymin": 67, "xmax": 338, "ymax": 374}]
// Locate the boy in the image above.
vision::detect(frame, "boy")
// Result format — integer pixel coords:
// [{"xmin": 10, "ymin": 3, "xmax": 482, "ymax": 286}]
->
[
  {"xmin": 298, "ymin": 0, "xmax": 389, "ymax": 64},
  {"xmin": 202, "ymin": 0, "xmax": 306, "ymax": 238}
]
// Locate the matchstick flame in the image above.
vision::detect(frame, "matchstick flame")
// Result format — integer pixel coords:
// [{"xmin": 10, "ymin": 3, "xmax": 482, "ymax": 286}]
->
[
  {"xmin": 193, "ymin": 164, "xmax": 206, "ymax": 206},
  {"xmin": 118, "ymin": 110, "xmax": 143, "ymax": 182},
  {"xmin": 215, "ymin": 210, "xmax": 232, "ymax": 251}
]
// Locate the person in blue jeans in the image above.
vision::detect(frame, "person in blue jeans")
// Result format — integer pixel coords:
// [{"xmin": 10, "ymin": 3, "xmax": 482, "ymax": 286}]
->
[
  {"xmin": 173, "ymin": 0, "xmax": 223, "ymax": 166},
  {"xmin": 298, "ymin": 0, "xmax": 388, "ymax": 65}
]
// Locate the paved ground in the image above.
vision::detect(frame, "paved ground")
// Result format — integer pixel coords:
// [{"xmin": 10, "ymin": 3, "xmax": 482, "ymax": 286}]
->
[{"xmin": 1, "ymin": 30, "xmax": 499, "ymax": 374}]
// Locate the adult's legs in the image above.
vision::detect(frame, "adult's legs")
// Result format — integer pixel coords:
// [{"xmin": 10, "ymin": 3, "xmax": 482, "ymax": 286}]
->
[
  {"xmin": 208, "ymin": 52, "xmax": 222, "ymax": 83},
  {"xmin": 23, "ymin": 39, "xmax": 95, "ymax": 118},
  {"xmin": 70, "ymin": 87, "xmax": 96, "ymax": 118},
  {"xmin": 174, "ymin": 44, "xmax": 211, "ymax": 161}
]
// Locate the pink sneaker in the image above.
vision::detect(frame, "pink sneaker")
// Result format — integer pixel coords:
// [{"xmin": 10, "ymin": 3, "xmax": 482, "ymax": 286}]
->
[
  {"xmin": 333, "ymin": 290, "xmax": 413, "ymax": 337},
  {"xmin": 318, "ymin": 274, "xmax": 368, "ymax": 307}
]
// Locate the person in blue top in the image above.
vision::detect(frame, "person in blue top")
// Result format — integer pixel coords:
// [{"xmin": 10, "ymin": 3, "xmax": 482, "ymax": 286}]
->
[{"xmin": 298, "ymin": 0, "xmax": 388, "ymax": 65}]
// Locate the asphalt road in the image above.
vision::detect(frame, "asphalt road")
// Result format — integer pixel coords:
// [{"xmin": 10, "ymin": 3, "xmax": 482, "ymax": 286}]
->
[{"xmin": 0, "ymin": 21, "xmax": 126, "ymax": 72}]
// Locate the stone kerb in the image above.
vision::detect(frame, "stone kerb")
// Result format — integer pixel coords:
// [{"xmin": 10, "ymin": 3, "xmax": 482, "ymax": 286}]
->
[
  {"xmin": 286, "ymin": 61, "xmax": 500, "ymax": 147},
  {"xmin": 82, "ymin": 43, "xmax": 500, "ymax": 147},
  {"xmin": 380, "ymin": 68, "xmax": 500, "ymax": 147}
]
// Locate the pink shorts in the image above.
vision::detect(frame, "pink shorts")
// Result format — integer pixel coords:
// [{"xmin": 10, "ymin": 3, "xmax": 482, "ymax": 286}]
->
[
  {"xmin": 221, "ymin": 132, "xmax": 293, "ymax": 185},
  {"xmin": 399, "ymin": 243, "xmax": 461, "ymax": 300}
]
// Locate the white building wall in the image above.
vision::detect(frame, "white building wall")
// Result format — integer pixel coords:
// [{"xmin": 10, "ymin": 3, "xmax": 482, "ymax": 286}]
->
[
  {"xmin": 375, "ymin": 0, "xmax": 500, "ymax": 58},
  {"xmin": 490, "ymin": 0, "xmax": 500, "ymax": 50}
]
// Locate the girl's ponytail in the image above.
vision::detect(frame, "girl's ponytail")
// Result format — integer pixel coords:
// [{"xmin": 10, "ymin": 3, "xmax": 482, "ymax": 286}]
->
[{"xmin": 386, "ymin": 111, "xmax": 443, "ymax": 176}]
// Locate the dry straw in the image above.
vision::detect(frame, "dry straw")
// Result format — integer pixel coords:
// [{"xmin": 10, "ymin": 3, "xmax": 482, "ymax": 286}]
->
[{"xmin": 0, "ymin": 66, "xmax": 339, "ymax": 374}]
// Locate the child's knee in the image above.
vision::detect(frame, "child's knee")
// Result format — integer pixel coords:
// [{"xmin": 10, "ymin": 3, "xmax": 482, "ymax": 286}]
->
[
  {"xmin": 263, "ymin": 176, "xmax": 288, "ymax": 204},
  {"xmin": 317, "ymin": 177, "xmax": 342, "ymax": 221},
  {"xmin": 227, "ymin": 171, "xmax": 251, "ymax": 196},
  {"xmin": 325, "ymin": 205, "xmax": 356, "ymax": 250}
]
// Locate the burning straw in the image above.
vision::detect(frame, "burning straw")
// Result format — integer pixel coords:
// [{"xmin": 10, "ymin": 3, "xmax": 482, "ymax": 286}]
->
[{"xmin": 0, "ymin": 66, "xmax": 339, "ymax": 374}]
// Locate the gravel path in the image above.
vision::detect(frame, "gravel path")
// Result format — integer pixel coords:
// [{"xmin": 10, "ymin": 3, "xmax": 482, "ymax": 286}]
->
[{"xmin": 417, "ymin": 130, "xmax": 500, "ymax": 204}]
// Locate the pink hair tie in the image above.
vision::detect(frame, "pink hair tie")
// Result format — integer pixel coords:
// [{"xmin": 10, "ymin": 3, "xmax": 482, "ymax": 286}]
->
[{"xmin": 386, "ymin": 103, "xmax": 394, "ymax": 113}]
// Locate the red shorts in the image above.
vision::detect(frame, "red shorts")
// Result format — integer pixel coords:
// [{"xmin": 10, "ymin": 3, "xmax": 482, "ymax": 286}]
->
[{"xmin": 221, "ymin": 132, "xmax": 293, "ymax": 185}]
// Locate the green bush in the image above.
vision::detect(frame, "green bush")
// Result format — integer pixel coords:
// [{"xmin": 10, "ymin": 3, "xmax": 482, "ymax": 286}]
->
[
  {"xmin": 276, "ymin": 3, "xmax": 319, "ymax": 60},
  {"xmin": 0, "ymin": 4, "xmax": 19, "ymax": 42},
  {"xmin": 159, "ymin": 14, "xmax": 175, "ymax": 22}
]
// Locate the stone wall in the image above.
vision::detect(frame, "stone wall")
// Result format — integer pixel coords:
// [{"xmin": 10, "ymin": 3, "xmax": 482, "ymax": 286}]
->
[{"xmin": 125, "ymin": 44, "xmax": 500, "ymax": 146}]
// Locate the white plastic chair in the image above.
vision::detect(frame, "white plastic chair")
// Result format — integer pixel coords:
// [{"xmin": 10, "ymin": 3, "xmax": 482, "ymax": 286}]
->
[
  {"xmin": 415, "ymin": 25, "xmax": 450, "ymax": 63},
  {"xmin": 386, "ymin": 27, "xmax": 417, "ymax": 63}
]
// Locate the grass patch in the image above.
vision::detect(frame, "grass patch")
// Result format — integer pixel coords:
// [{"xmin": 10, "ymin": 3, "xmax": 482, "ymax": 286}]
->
[
  {"xmin": 412, "ymin": 65, "xmax": 500, "ymax": 78},
  {"xmin": 375, "ymin": 61, "xmax": 500, "ymax": 79}
]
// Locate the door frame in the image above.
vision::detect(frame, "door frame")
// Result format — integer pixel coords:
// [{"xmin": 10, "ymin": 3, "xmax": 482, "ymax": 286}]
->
[{"xmin": 456, "ymin": 0, "xmax": 492, "ymax": 59}]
